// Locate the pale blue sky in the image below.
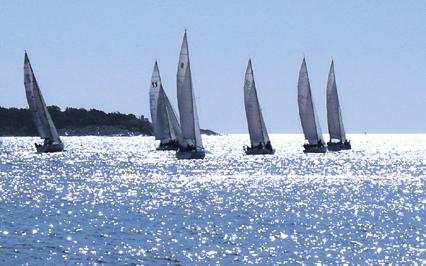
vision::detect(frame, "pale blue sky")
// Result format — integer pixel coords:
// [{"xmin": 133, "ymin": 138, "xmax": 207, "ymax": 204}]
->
[{"xmin": 0, "ymin": 1, "xmax": 425, "ymax": 133}]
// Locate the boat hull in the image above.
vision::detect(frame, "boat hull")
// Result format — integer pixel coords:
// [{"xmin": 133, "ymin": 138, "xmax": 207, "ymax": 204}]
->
[
  {"xmin": 327, "ymin": 141, "xmax": 351, "ymax": 151},
  {"xmin": 156, "ymin": 145, "xmax": 178, "ymax": 151},
  {"xmin": 303, "ymin": 143, "xmax": 327, "ymax": 153},
  {"xmin": 176, "ymin": 149, "xmax": 205, "ymax": 160},
  {"xmin": 156, "ymin": 141, "xmax": 180, "ymax": 151},
  {"xmin": 36, "ymin": 142, "xmax": 64, "ymax": 153},
  {"xmin": 244, "ymin": 147, "xmax": 275, "ymax": 155}
]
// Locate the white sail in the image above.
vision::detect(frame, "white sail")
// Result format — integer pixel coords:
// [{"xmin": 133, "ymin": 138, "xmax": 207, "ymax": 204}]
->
[
  {"xmin": 297, "ymin": 58, "xmax": 324, "ymax": 145},
  {"xmin": 164, "ymin": 92, "xmax": 183, "ymax": 144},
  {"xmin": 326, "ymin": 60, "xmax": 346, "ymax": 142},
  {"xmin": 244, "ymin": 59, "xmax": 270, "ymax": 147},
  {"xmin": 176, "ymin": 31, "xmax": 203, "ymax": 149},
  {"xmin": 155, "ymin": 87, "xmax": 173, "ymax": 142},
  {"xmin": 150, "ymin": 61, "xmax": 183, "ymax": 144},
  {"xmin": 149, "ymin": 61, "xmax": 162, "ymax": 140},
  {"xmin": 24, "ymin": 52, "xmax": 61, "ymax": 143}
]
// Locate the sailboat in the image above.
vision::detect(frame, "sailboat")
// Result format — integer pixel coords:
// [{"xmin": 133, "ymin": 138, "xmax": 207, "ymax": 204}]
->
[
  {"xmin": 149, "ymin": 61, "xmax": 182, "ymax": 150},
  {"xmin": 24, "ymin": 52, "xmax": 64, "ymax": 153},
  {"xmin": 326, "ymin": 60, "xmax": 351, "ymax": 151},
  {"xmin": 243, "ymin": 59, "xmax": 274, "ymax": 155},
  {"xmin": 175, "ymin": 31, "xmax": 205, "ymax": 159},
  {"xmin": 297, "ymin": 58, "xmax": 326, "ymax": 153}
]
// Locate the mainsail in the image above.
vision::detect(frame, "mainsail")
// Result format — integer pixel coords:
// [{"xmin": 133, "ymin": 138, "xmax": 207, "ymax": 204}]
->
[
  {"xmin": 244, "ymin": 59, "xmax": 270, "ymax": 147},
  {"xmin": 297, "ymin": 58, "xmax": 324, "ymax": 145},
  {"xmin": 149, "ymin": 61, "xmax": 182, "ymax": 144},
  {"xmin": 149, "ymin": 62, "xmax": 161, "ymax": 140},
  {"xmin": 176, "ymin": 32, "xmax": 203, "ymax": 149},
  {"xmin": 24, "ymin": 52, "xmax": 61, "ymax": 144},
  {"xmin": 326, "ymin": 60, "xmax": 346, "ymax": 143}
]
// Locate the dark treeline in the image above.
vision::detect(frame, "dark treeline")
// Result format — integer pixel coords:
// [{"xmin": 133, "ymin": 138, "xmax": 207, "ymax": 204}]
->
[{"xmin": 0, "ymin": 106, "xmax": 153, "ymax": 136}]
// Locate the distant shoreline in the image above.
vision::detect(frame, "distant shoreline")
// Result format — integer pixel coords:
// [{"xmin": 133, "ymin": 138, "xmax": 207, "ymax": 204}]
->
[
  {"xmin": 57, "ymin": 127, "xmax": 219, "ymax": 137},
  {"xmin": 0, "ymin": 106, "xmax": 219, "ymax": 137},
  {"xmin": 0, "ymin": 106, "xmax": 152, "ymax": 137},
  {"xmin": 0, "ymin": 128, "xmax": 220, "ymax": 137}
]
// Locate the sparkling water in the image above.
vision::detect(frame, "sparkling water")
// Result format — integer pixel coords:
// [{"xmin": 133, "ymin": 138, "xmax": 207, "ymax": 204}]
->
[{"xmin": 0, "ymin": 134, "xmax": 424, "ymax": 264}]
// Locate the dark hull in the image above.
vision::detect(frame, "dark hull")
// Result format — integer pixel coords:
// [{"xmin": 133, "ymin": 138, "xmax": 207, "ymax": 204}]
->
[
  {"xmin": 176, "ymin": 149, "xmax": 205, "ymax": 160},
  {"xmin": 156, "ymin": 145, "xmax": 178, "ymax": 151},
  {"xmin": 156, "ymin": 142, "xmax": 180, "ymax": 151},
  {"xmin": 327, "ymin": 141, "xmax": 351, "ymax": 151},
  {"xmin": 244, "ymin": 147, "xmax": 275, "ymax": 155},
  {"xmin": 36, "ymin": 143, "xmax": 64, "ymax": 153},
  {"xmin": 303, "ymin": 144, "xmax": 327, "ymax": 153}
]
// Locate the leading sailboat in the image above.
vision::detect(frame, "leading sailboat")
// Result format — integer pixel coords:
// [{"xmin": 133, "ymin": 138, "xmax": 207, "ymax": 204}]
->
[
  {"xmin": 175, "ymin": 31, "xmax": 205, "ymax": 159},
  {"xmin": 297, "ymin": 58, "xmax": 326, "ymax": 153},
  {"xmin": 326, "ymin": 60, "xmax": 351, "ymax": 151},
  {"xmin": 149, "ymin": 61, "xmax": 182, "ymax": 150},
  {"xmin": 243, "ymin": 59, "xmax": 274, "ymax": 155},
  {"xmin": 24, "ymin": 52, "xmax": 64, "ymax": 153}
]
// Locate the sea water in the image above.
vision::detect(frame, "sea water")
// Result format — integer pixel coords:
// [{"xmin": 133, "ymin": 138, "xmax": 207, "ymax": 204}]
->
[{"xmin": 0, "ymin": 134, "xmax": 424, "ymax": 264}]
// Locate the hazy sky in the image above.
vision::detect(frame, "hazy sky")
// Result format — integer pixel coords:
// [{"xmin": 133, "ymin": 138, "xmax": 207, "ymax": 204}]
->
[{"xmin": 0, "ymin": 1, "xmax": 425, "ymax": 133}]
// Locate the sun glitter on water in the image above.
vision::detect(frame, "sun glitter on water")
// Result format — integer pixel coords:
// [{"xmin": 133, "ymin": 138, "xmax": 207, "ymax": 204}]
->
[{"xmin": 0, "ymin": 134, "xmax": 424, "ymax": 264}]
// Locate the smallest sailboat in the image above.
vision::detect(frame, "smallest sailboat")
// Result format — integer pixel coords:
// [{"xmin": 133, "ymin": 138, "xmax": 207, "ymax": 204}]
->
[
  {"xmin": 243, "ymin": 59, "xmax": 274, "ymax": 155},
  {"xmin": 149, "ymin": 61, "xmax": 182, "ymax": 150},
  {"xmin": 297, "ymin": 58, "xmax": 326, "ymax": 153},
  {"xmin": 24, "ymin": 52, "xmax": 64, "ymax": 153},
  {"xmin": 326, "ymin": 60, "xmax": 351, "ymax": 151}
]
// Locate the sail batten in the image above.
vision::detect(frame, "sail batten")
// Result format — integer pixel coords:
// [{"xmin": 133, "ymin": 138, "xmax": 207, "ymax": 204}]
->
[
  {"xmin": 24, "ymin": 52, "xmax": 61, "ymax": 144},
  {"xmin": 298, "ymin": 58, "xmax": 324, "ymax": 145},
  {"xmin": 176, "ymin": 32, "xmax": 203, "ymax": 149},
  {"xmin": 326, "ymin": 61, "xmax": 346, "ymax": 142},
  {"xmin": 244, "ymin": 59, "xmax": 270, "ymax": 147}
]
